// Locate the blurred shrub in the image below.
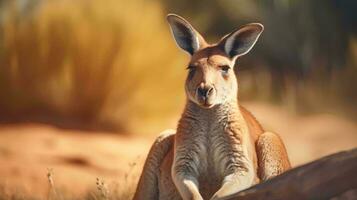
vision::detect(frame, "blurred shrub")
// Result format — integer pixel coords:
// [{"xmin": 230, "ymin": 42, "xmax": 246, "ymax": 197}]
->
[{"xmin": 0, "ymin": 0, "xmax": 187, "ymax": 132}]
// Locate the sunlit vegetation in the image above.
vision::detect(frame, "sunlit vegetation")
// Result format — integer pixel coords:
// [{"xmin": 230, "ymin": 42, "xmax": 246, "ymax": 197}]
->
[
  {"xmin": 0, "ymin": 0, "xmax": 356, "ymax": 133},
  {"xmin": 0, "ymin": 0, "xmax": 187, "ymax": 133}
]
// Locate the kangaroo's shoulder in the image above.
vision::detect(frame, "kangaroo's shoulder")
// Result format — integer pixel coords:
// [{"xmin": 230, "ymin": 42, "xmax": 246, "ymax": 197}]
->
[
  {"xmin": 239, "ymin": 105, "xmax": 264, "ymax": 141},
  {"xmin": 152, "ymin": 129, "xmax": 175, "ymax": 152},
  {"xmin": 144, "ymin": 129, "xmax": 175, "ymax": 168}
]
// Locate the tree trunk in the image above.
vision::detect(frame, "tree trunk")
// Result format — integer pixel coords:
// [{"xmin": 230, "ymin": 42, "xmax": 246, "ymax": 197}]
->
[{"xmin": 227, "ymin": 148, "xmax": 357, "ymax": 200}]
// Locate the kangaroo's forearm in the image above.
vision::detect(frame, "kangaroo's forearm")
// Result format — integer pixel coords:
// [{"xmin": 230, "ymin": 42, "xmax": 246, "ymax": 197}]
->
[
  {"xmin": 210, "ymin": 163, "xmax": 256, "ymax": 200},
  {"xmin": 172, "ymin": 136, "xmax": 204, "ymax": 200},
  {"xmin": 172, "ymin": 170, "xmax": 203, "ymax": 200}
]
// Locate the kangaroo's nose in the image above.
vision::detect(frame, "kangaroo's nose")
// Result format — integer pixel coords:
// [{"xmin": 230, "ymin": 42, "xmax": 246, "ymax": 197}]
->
[{"xmin": 197, "ymin": 85, "xmax": 214, "ymax": 99}]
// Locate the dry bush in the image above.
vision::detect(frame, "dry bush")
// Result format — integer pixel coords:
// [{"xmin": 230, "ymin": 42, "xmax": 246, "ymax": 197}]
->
[{"xmin": 0, "ymin": 0, "xmax": 187, "ymax": 132}]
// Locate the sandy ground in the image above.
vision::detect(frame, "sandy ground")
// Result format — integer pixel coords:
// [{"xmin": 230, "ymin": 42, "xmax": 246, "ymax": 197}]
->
[
  {"xmin": 0, "ymin": 102, "xmax": 356, "ymax": 198},
  {"xmin": 0, "ymin": 124, "xmax": 151, "ymax": 198}
]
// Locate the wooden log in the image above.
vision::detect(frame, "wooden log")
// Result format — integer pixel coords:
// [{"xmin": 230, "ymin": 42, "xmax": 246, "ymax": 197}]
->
[{"xmin": 227, "ymin": 148, "xmax": 357, "ymax": 200}]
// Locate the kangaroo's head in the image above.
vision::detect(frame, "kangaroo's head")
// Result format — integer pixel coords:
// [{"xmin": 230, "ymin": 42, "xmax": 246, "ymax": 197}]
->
[{"xmin": 167, "ymin": 14, "xmax": 263, "ymax": 109}]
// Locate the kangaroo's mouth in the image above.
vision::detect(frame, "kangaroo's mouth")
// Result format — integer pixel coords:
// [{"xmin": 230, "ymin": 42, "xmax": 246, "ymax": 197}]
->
[
  {"xmin": 196, "ymin": 97, "xmax": 215, "ymax": 109},
  {"xmin": 203, "ymin": 100, "xmax": 214, "ymax": 108}
]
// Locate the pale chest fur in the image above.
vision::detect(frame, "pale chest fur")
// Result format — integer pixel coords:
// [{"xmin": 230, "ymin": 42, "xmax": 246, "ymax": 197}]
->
[{"xmin": 174, "ymin": 101, "xmax": 257, "ymax": 196}]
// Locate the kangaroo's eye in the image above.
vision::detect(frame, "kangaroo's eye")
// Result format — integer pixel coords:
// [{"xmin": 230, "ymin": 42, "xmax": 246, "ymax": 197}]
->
[
  {"xmin": 186, "ymin": 65, "xmax": 196, "ymax": 71},
  {"xmin": 220, "ymin": 65, "xmax": 230, "ymax": 74},
  {"xmin": 186, "ymin": 65, "xmax": 196, "ymax": 79}
]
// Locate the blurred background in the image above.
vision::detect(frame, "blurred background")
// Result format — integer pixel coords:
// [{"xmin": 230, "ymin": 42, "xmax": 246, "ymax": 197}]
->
[{"xmin": 0, "ymin": 0, "xmax": 356, "ymax": 199}]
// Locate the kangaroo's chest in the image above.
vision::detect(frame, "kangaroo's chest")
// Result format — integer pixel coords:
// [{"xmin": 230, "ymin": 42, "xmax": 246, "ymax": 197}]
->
[
  {"xmin": 192, "ymin": 122, "xmax": 247, "ymax": 194},
  {"xmin": 194, "ymin": 125, "xmax": 224, "ymax": 197}
]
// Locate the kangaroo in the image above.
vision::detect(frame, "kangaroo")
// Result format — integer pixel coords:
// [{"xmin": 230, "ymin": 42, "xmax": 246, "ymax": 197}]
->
[{"xmin": 133, "ymin": 14, "xmax": 291, "ymax": 200}]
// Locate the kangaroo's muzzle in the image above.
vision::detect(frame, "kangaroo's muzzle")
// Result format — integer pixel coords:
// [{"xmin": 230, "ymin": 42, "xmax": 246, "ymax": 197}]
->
[{"xmin": 196, "ymin": 84, "xmax": 216, "ymax": 108}]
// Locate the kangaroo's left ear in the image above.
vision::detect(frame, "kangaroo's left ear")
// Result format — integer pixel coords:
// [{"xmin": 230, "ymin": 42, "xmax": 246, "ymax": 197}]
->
[{"xmin": 219, "ymin": 23, "xmax": 264, "ymax": 59}]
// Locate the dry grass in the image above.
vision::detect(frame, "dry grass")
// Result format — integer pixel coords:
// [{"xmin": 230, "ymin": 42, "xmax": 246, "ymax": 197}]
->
[
  {"xmin": 0, "ymin": 165, "xmax": 139, "ymax": 200},
  {"xmin": 0, "ymin": 0, "xmax": 187, "ymax": 132}
]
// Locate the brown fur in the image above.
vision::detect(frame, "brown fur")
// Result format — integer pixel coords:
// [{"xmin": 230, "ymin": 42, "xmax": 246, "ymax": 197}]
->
[{"xmin": 133, "ymin": 14, "xmax": 291, "ymax": 200}]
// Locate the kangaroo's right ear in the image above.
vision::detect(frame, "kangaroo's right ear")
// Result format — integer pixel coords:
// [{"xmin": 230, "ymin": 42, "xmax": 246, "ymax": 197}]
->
[{"xmin": 166, "ymin": 14, "xmax": 205, "ymax": 55}]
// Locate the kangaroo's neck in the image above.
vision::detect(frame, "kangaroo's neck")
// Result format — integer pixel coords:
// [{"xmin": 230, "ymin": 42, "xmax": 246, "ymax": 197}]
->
[{"xmin": 181, "ymin": 99, "xmax": 243, "ymax": 125}]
